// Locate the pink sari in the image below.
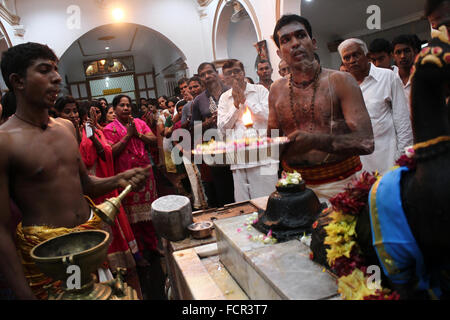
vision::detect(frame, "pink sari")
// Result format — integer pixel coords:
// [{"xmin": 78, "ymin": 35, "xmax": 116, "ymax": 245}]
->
[
  {"xmin": 103, "ymin": 118, "xmax": 158, "ymax": 224},
  {"xmin": 79, "ymin": 128, "xmax": 139, "ymax": 262}
]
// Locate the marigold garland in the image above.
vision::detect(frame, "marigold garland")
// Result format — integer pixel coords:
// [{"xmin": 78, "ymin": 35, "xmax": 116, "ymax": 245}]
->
[{"xmin": 316, "ymin": 172, "xmax": 400, "ymax": 300}]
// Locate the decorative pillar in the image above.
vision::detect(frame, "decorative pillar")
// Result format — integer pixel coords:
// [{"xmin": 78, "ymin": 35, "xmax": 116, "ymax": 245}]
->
[
  {"xmin": 0, "ymin": 0, "xmax": 21, "ymax": 45},
  {"xmin": 193, "ymin": 0, "xmax": 215, "ymax": 75}
]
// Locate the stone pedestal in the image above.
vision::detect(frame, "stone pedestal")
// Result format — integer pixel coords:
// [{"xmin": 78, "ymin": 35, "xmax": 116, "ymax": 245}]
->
[{"xmin": 215, "ymin": 214, "xmax": 339, "ymax": 300}]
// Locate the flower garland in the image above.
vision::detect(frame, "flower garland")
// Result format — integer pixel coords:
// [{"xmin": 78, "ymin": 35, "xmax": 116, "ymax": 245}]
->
[
  {"xmin": 312, "ymin": 171, "xmax": 400, "ymax": 300},
  {"xmin": 312, "ymin": 146, "xmax": 419, "ymax": 300},
  {"xmin": 395, "ymin": 146, "xmax": 416, "ymax": 169}
]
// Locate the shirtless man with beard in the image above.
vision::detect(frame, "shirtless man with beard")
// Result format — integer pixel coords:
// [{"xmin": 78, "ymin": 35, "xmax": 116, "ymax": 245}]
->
[
  {"xmin": 268, "ymin": 15, "xmax": 375, "ymax": 202},
  {"xmin": 0, "ymin": 42, "xmax": 150, "ymax": 299}
]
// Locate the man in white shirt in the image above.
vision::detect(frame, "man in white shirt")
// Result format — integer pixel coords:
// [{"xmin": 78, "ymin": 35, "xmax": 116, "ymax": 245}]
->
[
  {"xmin": 218, "ymin": 59, "xmax": 278, "ymax": 202},
  {"xmin": 339, "ymin": 38, "xmax": 413, "ymax": 175}
]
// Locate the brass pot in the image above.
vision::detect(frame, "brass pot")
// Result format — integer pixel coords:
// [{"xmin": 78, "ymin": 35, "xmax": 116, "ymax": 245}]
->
[
  {"xmin": 187, "ymin": 221, "xmax": 213, "ymax": 239},
  {"xmin": 30, "ymin": 230, "xmax": 110, "ymax": 288}
]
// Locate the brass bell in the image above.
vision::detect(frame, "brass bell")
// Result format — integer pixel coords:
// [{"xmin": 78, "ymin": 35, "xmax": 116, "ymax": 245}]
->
[{"xmin": 93, "ymin": 185, "xmax": 132, "ymax": 225}]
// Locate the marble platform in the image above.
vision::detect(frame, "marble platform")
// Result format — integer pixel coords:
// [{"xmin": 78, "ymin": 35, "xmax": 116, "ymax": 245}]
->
[{"xmin": 215, "ymin": 214, "xmax": 339, "ymax": 300}]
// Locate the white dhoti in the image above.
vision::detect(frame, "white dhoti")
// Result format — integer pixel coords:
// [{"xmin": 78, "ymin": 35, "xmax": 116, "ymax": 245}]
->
[
  {"xmin": 232, "ymin": 162, "xmax": 279, "ymax": 202},
  {"xmin": 306, "ymin": 170, "xmax": 362, "ymax": 205},
  {"xmin": 182, "ymin": 155, "xmax": 208, "ymax": 209}
]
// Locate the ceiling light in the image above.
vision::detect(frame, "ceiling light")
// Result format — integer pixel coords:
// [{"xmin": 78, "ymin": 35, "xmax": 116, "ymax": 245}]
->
[
  {"xmin": 105, "ymin": 46, "xmax": 110, "ymax": 50},
  {"xmin": 112, "ymin": 8, "xmax": 124, "ymax": 21}
]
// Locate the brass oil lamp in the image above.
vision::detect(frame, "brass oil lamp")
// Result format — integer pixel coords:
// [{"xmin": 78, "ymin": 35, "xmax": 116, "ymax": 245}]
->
[{"xmin": 30, "ymin": 185, "xmax": 138, "ymax": 300}]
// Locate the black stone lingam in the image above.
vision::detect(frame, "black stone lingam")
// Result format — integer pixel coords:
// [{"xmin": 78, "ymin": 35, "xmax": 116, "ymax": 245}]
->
[{"xmin": 254, "ymin": 180, "xmax": 327, "ymax": 242}]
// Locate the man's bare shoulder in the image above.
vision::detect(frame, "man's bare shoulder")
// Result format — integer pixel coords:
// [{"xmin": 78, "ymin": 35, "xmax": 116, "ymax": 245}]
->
[
  {"xmin": 53, "ymin": 117, "xmax": 73, "ymax": 129},
  {"xmin": 0, "ymin": 130, "xmax": 12, "ymax": 164},
  {"xmin": 0, "ymin": 130, "xmax": 12, "ymax": 149},
  {"xmin": 51, "ymin": 117, "xmax": 77, "ymax": 134},
  {"xmin": 327, "ymin": 69, "xmax": 358, "ymax": 85},
  {"xmin": 270, "ymin": 77, "xmax": 289, "ymax": 95},
  {"xmin": 0, "ymin": 116, "xmax": 74, "ymax": 132},
  {"xmin": 271, "ymin": 77, "xmax": 288, "ymax": 89}
]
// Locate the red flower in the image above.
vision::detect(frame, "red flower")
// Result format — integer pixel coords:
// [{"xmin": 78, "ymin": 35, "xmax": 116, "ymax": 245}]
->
[
  {"xmin": 331, "ymin": 248, "xmax": 366, "ymax": 277},
  {"xmin": 364, "ymin": 290, "xmax": 401, "ymax": 300},
  {"xmin": 396, "ymin": 154, "xmax": 416, "ymax": 169},
  {"xmin": 329, "ymin": 172, "xmax": 377, "ymax": 215},
  {"xmin": 312, "ymin": 221, "xmax": 318, "ymax": 229}
]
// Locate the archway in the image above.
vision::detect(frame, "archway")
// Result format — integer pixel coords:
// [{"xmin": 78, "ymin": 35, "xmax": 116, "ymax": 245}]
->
[
  {"xmin": 213, "ymin": 0, "xmax": 260, "ymax": 81},
  {"xmin": 0, "ymin": 20, "xmax": 12, "ymax": 94},
  {"xmin": 58, "ymin": 23, "xmax": 188, "ymax": 102}
]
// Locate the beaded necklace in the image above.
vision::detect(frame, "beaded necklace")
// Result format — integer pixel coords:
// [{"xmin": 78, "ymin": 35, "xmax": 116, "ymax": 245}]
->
[{"xmin": 288, "ymin": 66, "xmax": 322, "ymax": 132}]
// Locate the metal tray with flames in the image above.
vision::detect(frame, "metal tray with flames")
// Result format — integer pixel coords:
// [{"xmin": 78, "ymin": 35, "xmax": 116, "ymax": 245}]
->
[{"xmin": 192, "ymin": 136, "xmax": 289, "ymax": 166}]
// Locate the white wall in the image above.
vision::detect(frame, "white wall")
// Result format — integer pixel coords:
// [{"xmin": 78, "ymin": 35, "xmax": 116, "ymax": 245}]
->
[
  {"xmin": 241, "ymin": 0, "xmax": 280, "ymax": 80},
  {"xmin": 226, "ymin": 12, "xmax": 258, "ymax": 81},
  {"xmin": 15, "ymin": 0, "xmax": 210, "ymax": 76},
  {"xmin": 203, "ymin": 0, "xmax": 281, "ymax": 80}
]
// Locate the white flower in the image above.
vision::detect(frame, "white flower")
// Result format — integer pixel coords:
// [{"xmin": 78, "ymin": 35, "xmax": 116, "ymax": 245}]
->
[
  {"xmin": 404, "ymin": 146, "xmax": 415, "ymax": 158},
  {"xmin": 300, "ymin": 234, "xmax": 312, "ymax": 247}
]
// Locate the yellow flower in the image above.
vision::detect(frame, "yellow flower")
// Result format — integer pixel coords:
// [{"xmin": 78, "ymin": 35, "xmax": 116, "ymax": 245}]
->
[
  {"xmin": 326, "ymin": 240, "xmax": 356, "ymax": 265},
  {"xmin": 323, "ymin": 210, "xmax": 358, "ymax": 265},
  {"xmin": 338, "ymin": 269, "xmax": 378, "ymax": 300}
]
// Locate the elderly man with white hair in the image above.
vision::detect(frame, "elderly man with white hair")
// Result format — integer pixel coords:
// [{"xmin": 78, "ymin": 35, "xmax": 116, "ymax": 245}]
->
[{"xmin": 338, "ymin": 38, "xmax": 413, "ymax": 175}]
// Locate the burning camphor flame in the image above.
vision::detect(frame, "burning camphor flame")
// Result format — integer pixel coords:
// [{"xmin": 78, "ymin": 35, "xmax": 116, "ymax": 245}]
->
[{"xmin": 242, "ymin": 106, "xmax": 253, "ymax": 127}]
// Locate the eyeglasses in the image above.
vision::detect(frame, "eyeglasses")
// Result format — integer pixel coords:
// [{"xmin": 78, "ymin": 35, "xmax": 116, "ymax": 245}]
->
[{"xmin": 223, "ymin": 68, "xmax": 243, "ymax": 77}]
